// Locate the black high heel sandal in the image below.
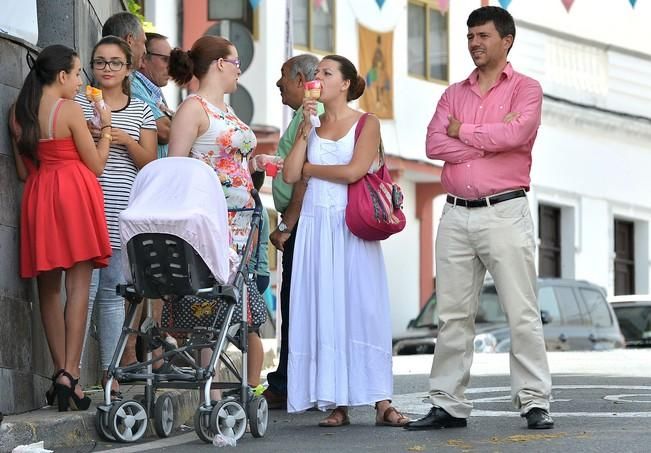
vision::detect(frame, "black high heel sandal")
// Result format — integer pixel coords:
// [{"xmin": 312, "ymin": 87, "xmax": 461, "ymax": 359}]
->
[
  {"xmin": 55, "ymin": 371, "xmax": 91, "ymax": 412},
  {"xmin": 45, "ymin": 369, "xmax": 65, "ymax": 406}
]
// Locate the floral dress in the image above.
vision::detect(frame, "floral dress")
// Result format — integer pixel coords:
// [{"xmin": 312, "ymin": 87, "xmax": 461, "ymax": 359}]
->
[
  {"xmin": 161, "ymin": 94, "xmax": 265, "ymax": 332},
  {"xmin": 187, "ymin": 94, "xmax": 257, "ymax": 253}
]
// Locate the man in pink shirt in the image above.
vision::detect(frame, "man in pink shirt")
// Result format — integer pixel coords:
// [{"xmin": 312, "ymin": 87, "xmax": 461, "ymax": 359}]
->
[{"xmin": 405, "ymin": 6, "xmax": 553, "ymax": 431}]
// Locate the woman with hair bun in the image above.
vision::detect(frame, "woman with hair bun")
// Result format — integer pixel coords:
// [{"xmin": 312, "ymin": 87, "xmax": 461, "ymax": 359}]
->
[
  {"xmin": 167, "ymin": 35, "xmax": 274, "ymax": 393},
  {"xmin": 283, "ymin": 55, "xmax": 408, "ymax": 427}
]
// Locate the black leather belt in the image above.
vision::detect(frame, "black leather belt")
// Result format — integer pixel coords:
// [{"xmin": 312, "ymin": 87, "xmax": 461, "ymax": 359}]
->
[{"xmin": 447, "ymin": 189, "xmax": 526, "ymax": 208}]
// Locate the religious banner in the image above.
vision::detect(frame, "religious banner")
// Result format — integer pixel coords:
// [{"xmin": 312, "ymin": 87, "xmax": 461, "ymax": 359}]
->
[{"xmin": 358, "ymin": 23, "xmax": 394, "ymax": 119}]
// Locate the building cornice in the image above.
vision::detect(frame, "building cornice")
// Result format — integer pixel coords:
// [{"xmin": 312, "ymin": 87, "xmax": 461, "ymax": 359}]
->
[{"xmin": 542, "ymin": 96, "xmax": 651, "ymax": 142}]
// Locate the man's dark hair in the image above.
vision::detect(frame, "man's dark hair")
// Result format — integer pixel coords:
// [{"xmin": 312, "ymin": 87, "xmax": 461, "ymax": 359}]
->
[
  {"xmin": 467, "ymin": 6, "xmax": 516, "ymax": 51},
  {"xmin": 145, "ymin": 32, "xmax": 168, "ymax": 53}
]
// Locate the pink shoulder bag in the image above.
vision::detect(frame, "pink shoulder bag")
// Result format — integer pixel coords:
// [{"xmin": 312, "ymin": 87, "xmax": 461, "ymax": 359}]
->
[{"xmin": 345, "ymin": 113, "xmax": 406, "ymax": 241}]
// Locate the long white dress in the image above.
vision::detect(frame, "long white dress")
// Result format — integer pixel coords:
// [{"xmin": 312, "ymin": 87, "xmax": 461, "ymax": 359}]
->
[{"xmin": 287, "ymin": 120, "xmax": 393, "ymax": 413}]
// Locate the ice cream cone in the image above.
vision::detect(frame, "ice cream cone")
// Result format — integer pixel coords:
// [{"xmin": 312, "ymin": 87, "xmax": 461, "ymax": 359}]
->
[{"xmin": 304, "ymin": 80, "xmax": 321, "ymax": 99}]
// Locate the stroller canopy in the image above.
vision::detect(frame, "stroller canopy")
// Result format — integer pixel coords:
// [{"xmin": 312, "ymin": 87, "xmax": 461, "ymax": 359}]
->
[{"xmin": 119, "ymin": 157, "xmax": 230, "ymax": 285}]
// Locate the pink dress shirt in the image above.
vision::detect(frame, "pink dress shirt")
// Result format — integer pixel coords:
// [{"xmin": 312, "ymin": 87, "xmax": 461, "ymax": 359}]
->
[{"xmin": 426, "ymin": 63, "xmax": 543, "ymax": 199}]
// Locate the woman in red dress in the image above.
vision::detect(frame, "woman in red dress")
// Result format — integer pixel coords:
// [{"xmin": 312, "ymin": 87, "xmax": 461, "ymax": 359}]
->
[{"xmin": 10, "ymin": 45, "xmax": 113, "ymax": 411}]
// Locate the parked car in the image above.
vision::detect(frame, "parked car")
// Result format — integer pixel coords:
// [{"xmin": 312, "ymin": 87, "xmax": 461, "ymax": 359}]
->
[
  {"xmin": 392, "ymin": 278, "xmax": 625, "ymax": 355},
  {"xmin": 609, "ymin": 295, "xmax": 651, "ymax": 348}
]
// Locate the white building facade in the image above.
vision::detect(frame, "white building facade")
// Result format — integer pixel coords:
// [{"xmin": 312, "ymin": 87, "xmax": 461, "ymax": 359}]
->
[{"xmin": 145, "ymin": 0, "xmax": 651, "ymax": 333}]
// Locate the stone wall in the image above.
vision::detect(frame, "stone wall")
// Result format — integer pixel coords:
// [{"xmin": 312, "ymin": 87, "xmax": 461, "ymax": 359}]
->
[{"xmin": 0, "ymin": 0, "xmax": 124, "ymax": 415}]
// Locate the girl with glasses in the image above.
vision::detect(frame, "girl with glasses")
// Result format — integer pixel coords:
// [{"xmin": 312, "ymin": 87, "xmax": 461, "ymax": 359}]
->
[
  {"xmin": 9, "ymin": 44, "xmax": 112, "ymax": 411},
  {"xmin": 75, "ymin": 35, "xmax": 157, "ymax": 400}
]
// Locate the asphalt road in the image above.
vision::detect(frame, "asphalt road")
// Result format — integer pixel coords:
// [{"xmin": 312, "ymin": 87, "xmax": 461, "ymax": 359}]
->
[{"xmin": 76, "ymin": 350, "xmax": 651, "ymax": 453}]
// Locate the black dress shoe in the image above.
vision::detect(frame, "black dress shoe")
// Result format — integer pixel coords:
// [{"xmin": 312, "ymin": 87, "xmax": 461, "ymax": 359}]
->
[
  {"xmin": 403, "ymin": 406, "xmax": 467, "ymax": 431},
  {"xmin": 261, "ymin": 388, "xmax": 287, "ymax": 410},
  {"xmin": 524, "ymin": 408, "xmax": 554, "ymax": 429}
]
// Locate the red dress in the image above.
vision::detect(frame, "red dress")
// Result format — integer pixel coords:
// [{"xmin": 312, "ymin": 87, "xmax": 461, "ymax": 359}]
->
[{"xmin": 20, "ymin": 100, "xmax": 111, "ymax": 278}]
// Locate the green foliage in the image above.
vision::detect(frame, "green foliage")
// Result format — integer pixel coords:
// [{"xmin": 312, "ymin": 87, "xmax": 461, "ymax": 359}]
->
[{"xmin": 126, "ymin": 0, "xmax": 145, "ymax": 22}]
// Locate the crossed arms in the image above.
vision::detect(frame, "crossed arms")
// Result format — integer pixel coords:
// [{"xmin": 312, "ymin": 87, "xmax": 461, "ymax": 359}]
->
[{"xmin": 426, "ymin": 79, "xmax": 542, "ymax": 163}]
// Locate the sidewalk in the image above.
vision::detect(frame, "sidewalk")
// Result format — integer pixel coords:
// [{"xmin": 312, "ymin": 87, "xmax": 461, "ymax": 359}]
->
[{"xmin": 0, "ymin": 339, "xmax": 278, "ymax": 453}]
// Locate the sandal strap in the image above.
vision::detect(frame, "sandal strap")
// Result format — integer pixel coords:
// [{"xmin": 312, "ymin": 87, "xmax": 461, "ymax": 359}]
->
[
  {"xmin": 60, "ymin": 370, "xmax": 79, "ymax": 387},
  {"xmin": 382, "ymin": 406, "xmax": 407, "ymax": 423},
  {"xmin": 329, "ymin": 407, "xmax": 347, "ymax": 420},
  {"xmin": 51, "ymin": 369, "xmax": 65, "ymax": 382}
]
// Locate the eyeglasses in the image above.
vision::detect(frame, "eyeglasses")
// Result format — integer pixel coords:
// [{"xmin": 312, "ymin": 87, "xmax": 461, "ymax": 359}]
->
[
  {"xmin": 222, "ymin": 58, "xmax": 241, "ymax": 69},
  {"xmin": 91, "ymin": 59, "xmax": 127, "ymax": 71},
  {"xmin": 147, "ymin": 52, "xmax": 170, "ymax": 64}
]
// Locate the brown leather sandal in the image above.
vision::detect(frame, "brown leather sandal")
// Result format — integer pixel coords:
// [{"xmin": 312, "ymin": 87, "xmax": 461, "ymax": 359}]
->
[
  {"xmin": 318, "ymin": 407, "xmax": 350, "ymax": 427},
  {"xmin": 375, "ymin": 405, "xmax": 410, "ymax": 427}
]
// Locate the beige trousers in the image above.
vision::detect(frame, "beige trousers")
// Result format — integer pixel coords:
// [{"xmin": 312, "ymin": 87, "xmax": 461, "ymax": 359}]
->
[{"xmin": 429, "ymin": 196, "xmax": 552, "ymax": 418}]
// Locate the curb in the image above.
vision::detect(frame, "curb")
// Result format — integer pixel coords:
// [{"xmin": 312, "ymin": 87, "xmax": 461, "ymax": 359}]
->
[
  {"xmin": 0, "ymin": 388, "xmax": 200, "ymax": 453},
  {"xmin": 0, "ymin": 343, "xmax": 277, "ymax": 452}
]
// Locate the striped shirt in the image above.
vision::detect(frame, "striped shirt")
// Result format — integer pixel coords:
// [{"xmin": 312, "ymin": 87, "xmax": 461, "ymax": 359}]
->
[{"xmin": 75, "ymin": 93, "xmax": 156, "ymax": 248}]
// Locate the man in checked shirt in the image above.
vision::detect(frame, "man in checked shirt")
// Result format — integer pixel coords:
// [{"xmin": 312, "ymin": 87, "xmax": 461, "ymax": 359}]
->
[{"xmin": 405, "ymin": 6, "xmax": 554, "ymax": 431}]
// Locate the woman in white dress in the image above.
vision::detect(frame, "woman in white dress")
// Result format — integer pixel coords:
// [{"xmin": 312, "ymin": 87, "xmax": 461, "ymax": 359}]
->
[{"xmin": 283, "ymin": 55, "xmax": 409, "ymax": 428}]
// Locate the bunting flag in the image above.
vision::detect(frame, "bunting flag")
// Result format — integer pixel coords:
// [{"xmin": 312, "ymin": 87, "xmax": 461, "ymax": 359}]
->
[
  {"xmin": 629, "ymin": 0, "xmax": 637, "ymax": 7},
  {"xmin": 313, "ymin": 0, "xmax": 329, "ymax": 14},
  {"xmin": 438, "ymin": 0, "xmax": 449, "ymax": 13},
  {"xmin": 375, "ymin": 0, "xmax": 386, "ymax": 8},
  {"xmin": 561, "ymin": 0, "xmax": 574, "ymax": 11},
  {"xmin": 498, "ymin": 0, "xmax": 512, "ymax": 9},
  {"xmin": 249, "ymin": 0, "xmax": 260, "ymax": 9}
]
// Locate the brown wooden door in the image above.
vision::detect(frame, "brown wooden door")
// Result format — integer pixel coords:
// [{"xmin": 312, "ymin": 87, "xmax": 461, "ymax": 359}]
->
[
  {"xmin": 539, "ymin": 204, "xmax": 561, "ymax": 278},
  {"xmin": 614, "ymin": 219, "xmax": 635, "ymax": 295}
]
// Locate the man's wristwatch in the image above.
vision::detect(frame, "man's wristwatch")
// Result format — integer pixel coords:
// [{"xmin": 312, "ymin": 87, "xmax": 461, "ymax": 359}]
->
[{"xmin": 278, "ymin": 221, "xmax": 290, "ymax": 233}]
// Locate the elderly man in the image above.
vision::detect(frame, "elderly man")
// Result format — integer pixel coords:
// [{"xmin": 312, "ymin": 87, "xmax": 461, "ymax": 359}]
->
[
  {"xmin": 262, "ymin": 54, "xmax": 323, "ymax": 409},
  {"xmin": 132, "ymin": 32, "xmax": 173, "ymax": 158}
]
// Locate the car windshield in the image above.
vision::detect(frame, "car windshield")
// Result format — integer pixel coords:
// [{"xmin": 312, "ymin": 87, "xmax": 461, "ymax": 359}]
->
[
  {"xmin": 613, "ymin": 305, "xmax": 651, "ymax": 346},
  {"xmin": 415, "ymin": 285, "xmax": 507, "ymax": 328}
]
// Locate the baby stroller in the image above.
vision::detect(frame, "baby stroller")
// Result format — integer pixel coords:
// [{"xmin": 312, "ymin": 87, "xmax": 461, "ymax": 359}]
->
[{"xmin": 94, "ymin": 157, "xmax": 269, "ymax": 444}]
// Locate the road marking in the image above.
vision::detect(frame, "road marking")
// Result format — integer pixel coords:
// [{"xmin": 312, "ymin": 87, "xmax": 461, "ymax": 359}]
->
[
  {"xmin": 393, "ymin": 385, "xmax": 651, "ymax": 418},
  {"xmin": 107, "ymin": 432, "xmax": 199, "ymax": 452},
  {"xmin": 604, "ymin": 394, "xmax": 651, "ymax": 403}
]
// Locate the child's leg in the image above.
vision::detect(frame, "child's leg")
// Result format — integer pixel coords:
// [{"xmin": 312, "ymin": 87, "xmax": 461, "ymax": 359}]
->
[
  {"xmin": 37, "ymin": 270, "xmax": 65, "ymax": 371},
  {"xmin": 247, "ymin": 331, "xmax": 263, "ymax": 387},
  {"xmin": 63, "ymin": 261, "xmax": 93, "ymax": 396},
  {"xmin": 201, "ymin": 347, "xmax": 221, "ymax": 401}
]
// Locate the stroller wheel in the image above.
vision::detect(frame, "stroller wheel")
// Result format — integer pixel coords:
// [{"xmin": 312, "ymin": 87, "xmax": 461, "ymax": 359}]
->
[
  {"xmin": 247, "ymin": 395, "xmax": 269, "ymax": 438},
  {"xmin": 153, "ymin": 393, "xmax": 175, "ymax": 438},
  {"xmin": 108, "ymin": 399, "xmax": 149, "ymax": 443},
  {"xmin": 210, "ymin": 399, "xmax": 247, "ymax": 441},
  {"xmin": 95, "ymin": 405, "xmax": 116, "ymax": 441},
  {"xmin": 194, "ymin": 404, "xmax": 215, "ymax": 443}
]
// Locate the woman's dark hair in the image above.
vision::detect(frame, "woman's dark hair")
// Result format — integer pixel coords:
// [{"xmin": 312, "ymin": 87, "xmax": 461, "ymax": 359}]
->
[
  {"xmin": 467, "ymin": 6, "xmax": 516, "ymax": 53},
  {"xmin": 323, "ymin": 55, "xmax": 365, "ymax": 101},
  {"xmin": 169, "ymin": 35, "xmax": 234, "ymax": 85},
  {"xmin": 91, "ymin": 35, "xmax": 133, "ymax": 96},
  {"xmin": 14, "ymin": 45, "xmax": 78, "ymax": 160}
]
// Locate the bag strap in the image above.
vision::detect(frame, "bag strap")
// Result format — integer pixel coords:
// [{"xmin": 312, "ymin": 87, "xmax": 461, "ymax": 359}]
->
[
  {"xmin": 354, "ymin": 112, "xmax": 370, "ymax": 143},
  {"xmin": 354, "ymin": 112, "xmax": 385, "ymax": 166}
]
